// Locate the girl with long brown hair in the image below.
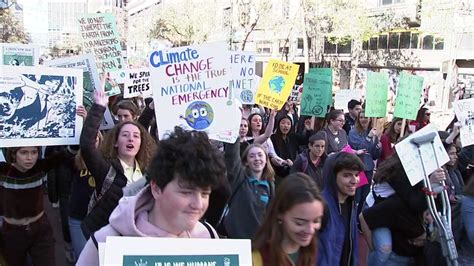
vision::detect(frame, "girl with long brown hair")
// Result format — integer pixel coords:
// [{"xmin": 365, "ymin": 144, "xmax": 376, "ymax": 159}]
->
[{"xmin": 252, "ymin": 173, "xmax": 325, "ymax": 266}]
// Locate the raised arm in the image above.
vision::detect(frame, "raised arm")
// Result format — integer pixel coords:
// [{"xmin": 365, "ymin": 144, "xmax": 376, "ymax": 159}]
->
[{"xmin": 253, "ymin": 109, "xmax": 276, "ymax": 145}]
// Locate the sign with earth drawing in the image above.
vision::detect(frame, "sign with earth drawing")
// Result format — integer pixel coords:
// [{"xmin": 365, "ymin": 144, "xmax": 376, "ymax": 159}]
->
[
  {"xmin": 230, "ymin": 51, "xmax": 257, "ymax": 104},
  {"xmin": 148, "ymin": 42, "xmax": 240, "ymax": 143},
  {"xmin": 255, "ymin": 59, "xmax": 299, "ymax": 110},
  {"xmin": 301, "ymin": 68, "xmax": 333, "ymax": 117}
]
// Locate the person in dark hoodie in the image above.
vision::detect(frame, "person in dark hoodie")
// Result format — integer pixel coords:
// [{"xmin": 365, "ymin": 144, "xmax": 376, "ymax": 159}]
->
[
  {"xmin": 271, "ymin": 115, "xmax": 313, "ymax": 179},
  {"xmin": 317, "ymin": 152, "xmax": 364, "ymax": 266},
  {"xmin": 290, "ymin": 131, "xmax": 327, "ymax": 189}
]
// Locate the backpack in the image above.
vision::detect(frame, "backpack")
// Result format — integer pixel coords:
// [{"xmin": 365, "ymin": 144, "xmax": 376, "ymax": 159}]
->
[{"xmin": 297, "ymin": 152, "xmax": 309, "ymax": 173}]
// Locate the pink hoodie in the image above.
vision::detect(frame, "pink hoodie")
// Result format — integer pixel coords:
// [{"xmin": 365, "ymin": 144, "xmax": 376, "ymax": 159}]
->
[{"xmin": 77, "ymin": 185, "xmax": 218, "ymax": 266}]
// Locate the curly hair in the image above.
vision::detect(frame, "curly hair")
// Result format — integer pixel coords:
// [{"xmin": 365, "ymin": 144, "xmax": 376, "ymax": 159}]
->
[
  {"xmin": 147, "ymin": 126, "xmax": 226, "ymax": 190},
  {"xmin": 253, "ymin": 172, "xmax": 325, "ymax": 266},
  {"xmin": 100, "ymin": 121, "xmax": 156, "ymax": 171}
]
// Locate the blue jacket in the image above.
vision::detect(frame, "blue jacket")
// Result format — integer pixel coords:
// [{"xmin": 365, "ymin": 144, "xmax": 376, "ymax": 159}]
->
[
  {"xmin": 317, "ymin": 152, "xmax": 359, "ymax": 266},
  {"xmin": 348, "ymin": 128, "xmax": 381, "ymax": 171}
]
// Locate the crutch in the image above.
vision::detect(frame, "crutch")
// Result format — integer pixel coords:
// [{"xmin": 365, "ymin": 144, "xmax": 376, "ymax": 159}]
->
[{"xmin": 410, "ymin": 132, "xmax": 458, "ymax": 266}]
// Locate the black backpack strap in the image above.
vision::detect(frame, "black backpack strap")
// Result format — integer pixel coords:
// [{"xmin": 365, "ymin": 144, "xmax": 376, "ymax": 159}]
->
[
  {"xmin": 91, "ymin": 232, "xmax": 99, "ymax": 249},
  {"xmin": 202, "ymin": 221, "xmax": 216, "ymax": 238}
]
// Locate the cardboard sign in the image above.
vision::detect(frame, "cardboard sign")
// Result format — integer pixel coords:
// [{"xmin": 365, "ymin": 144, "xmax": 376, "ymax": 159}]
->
[
  {"xmin": 301, "ymin": 69, "xmax": 332, "ymax": 117},
  {"xmin": 0, "ymin": 43, "xmax": 39, "ymax": 66},
  {"xmin": 365, "ymin": 72, "xmax": 389, "ymax": 117},
  {"xmin": 149, "ymin": 42, "xmax": 240, "ymax": 143},
  {"xmin": 124, "ymin": 68, "xmax": 151, "ymax": 98},
  {"xmin": 334, "ymin": 89, "xmax": 361, "ymax": 112},
  {"xmin": 255, "ymin": 59, "xmax": 299, "ymax": 110},
  {"xmin": 395, "ymin": 124, "xmax": 449, "ymax": 186},
  {"xmin": 103, "ymin": 237, "xmax": 252, "ymax": 266},
  {"xmin": 393, "ymin": 72, "xmax": 424, "ymax": 120},
  {"xmin": 453, "ymin": 98, "xmax": 474, "ymax": 147},
  {"xmin": 77, "ymin": 13, "xmax": 124, "ymax": 73},
  {"xmin": 230, "ymin": 51, "xmax": 256, "ymax": 104},
  {"xmin": 0, "ymin": 66, "xmax": 83, "ymax": 147}
]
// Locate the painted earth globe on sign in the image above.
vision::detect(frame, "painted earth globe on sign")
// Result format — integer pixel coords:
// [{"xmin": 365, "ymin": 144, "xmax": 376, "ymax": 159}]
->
[
  {"xmin": 268, "ymin": 76, "xmax": 285, "ymax": 95},
  {"xmin": 180, "ymin": 101, "xmax": 214, "ymax": 130}
]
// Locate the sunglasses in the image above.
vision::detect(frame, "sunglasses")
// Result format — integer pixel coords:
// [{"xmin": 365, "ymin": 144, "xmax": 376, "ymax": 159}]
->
[{"xmin": 425, "ymin": 113, "xmax": 431, "ymax": 116}]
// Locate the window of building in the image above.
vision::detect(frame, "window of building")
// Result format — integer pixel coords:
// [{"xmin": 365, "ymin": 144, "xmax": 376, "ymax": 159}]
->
[
  {"xmin": 434, "ymin": 37, "xmax": 444, "ymax": 50},
  {"xmin": 381, "ymin": 0, "xmax": 404, "ymax": 5},
  {"xmin": 399, "ymin": 31, "xmax": 411, "ymax": 49},
  {"xmin": 337, "ymin": 41, "xmax": 352, "ymax": 54},
  {"xmin": 362, "ymin": 40, "xmax": 369, "ymax": 50},
  {"xmin": 369, "ymin": 37, "xmax": 378, "ymax": 50},
  {"xmin": 378, "ymin": 35, "xmax": 388, "ymax": 49},
  {"xmin": 257, "ymin": 41, "xmax": 272, "ymax": 54},
  {"xmin": 389, "ymin": 32, "xmax": 399, "ymax": 49},
  {"xmin": 279, "ymin": 46, "xmax": 289, "ymax": 54},
  {"xmin": 410, "ymin": 33, "xmax": 419, "ymax": 48},
  {"xmin": 324, "ymin": 38, "xmax": 337, "ymax": 53},
  {"xmin": 297, "ymin": 38, "xmax": 303, "ymax": 49},
  {"xmin": 422, "ymin": 35, "xmax": 434, "ymax": 49}
]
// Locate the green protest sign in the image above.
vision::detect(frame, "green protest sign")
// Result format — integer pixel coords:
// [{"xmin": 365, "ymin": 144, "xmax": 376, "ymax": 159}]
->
[
  {"xmin": 394, "ymin": 72, "xmax": 424, "ymax": 120},
  {"xmin": 302, "ymin": 68, "xmax": 332, "ymax": 117},
  {"xmin": 365, "ymin": 72, "xmax": 389, "ymax": 117}
]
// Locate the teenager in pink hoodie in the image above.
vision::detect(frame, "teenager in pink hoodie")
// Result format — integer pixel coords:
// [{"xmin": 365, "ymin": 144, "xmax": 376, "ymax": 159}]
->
[{"xmin": 77, "ymin": 127, "xmax": 227, "ymax": 265}]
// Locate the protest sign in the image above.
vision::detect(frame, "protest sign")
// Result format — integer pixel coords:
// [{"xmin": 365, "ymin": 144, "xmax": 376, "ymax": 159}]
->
[
  {"xmin": 124, "ymin": 67, "xmax": 151, "ymax": 98},
  {"xmin": 255, "ymin": 59, "xmax": 299, "ymax": 110},
  {"xmin": 301, "ymin": 69, "xmax": 332, "ymax": 117},
  {"xmin": 0, "ymin": 66, "xmax": 83, "ymax": 147},
  {"xmin": 393, "ymin": 72, "xmax": 424, "ymax": 120},
  {"xmin": 365, "ymin": 72, "xmax": 389, "ymax": 117},
  {"xmin": 395, "ymin": 124, "xmax": 449, "ymax": 186},
  {"xmin": 45, "ymin": 54, "xmax": 100, "ymax": 109},
  {"xmin": 288, "ymin": 84, "xmax": 302, "ymax": 102},
  {"xmin": 103, "ymin": 237, "xmax": 251, "ymax": 266},
  {"xmin": 334, "ymin": 89, "xmax": 361, "ymax": 112},
  {"xmin": 230, "ymin": 51, "xmax": 256, "ymax": 104},
  {"xmin": 453, "ymin": 98, "xmax": 474, "ymax": 147},
  {"xmin": 77, "ymin": 13, "xmax": 124, "ymax": 73},
  {"xmin": 149, "ymin": 42, "xmax": 240, "ymax": 143},
  {"xmin": 45, "ymin": 54, "xmax": 115, "ymax": 129},
  {"xmin": 0, "ymin": 43, "xmax": 39, "ymax": 66}
]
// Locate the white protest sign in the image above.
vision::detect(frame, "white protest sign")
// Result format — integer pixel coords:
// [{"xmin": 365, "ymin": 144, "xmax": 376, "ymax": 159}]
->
[
  {"xmin": 288, "ymin": 85, "xmax": 302, "ymax": 102},
  {"xmin": 124, "ymin": 67, "xmax": 151, "ymax": 98},
  {"xmin": 103, "ymin": 237, "xmax": 252, "ymax": 266},
  {"xmin": 230, "ymin": 51, "xmax": 256, "ymax": 104},
  {"xmin": 0, "ymin": 43, "xmax": 40, "ymax": 66},
  {"xmin": 453, "ymin": 98, "xmax": 474, "ymax": 147},
  {"xmin": 149, "ymin": 42, "xmax": 240, "ymax": 143},
  {"xmin": 395, "ymin": 123, "xmax": 449, "ymax": 186},
  {"xmin": 334, "ymin": 89, "xmax": 361, "ymax": 112},
  {"xmin": 0, "ymin": 66, "xmax": 83, "ymax": 147}
]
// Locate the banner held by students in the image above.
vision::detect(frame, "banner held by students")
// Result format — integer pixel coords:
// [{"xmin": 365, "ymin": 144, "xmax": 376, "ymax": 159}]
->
[
  {"xmin": 77, "ymin": 13, "xmax": 124, "ymax": 75},
  {"xmin": 149, "ymin": 42, "xmax": 240, "ymax": 143},
  {"xmin": 0, "ymin": 43, "xmax": 40, "ymax": 66},
  {"xmin": 255, "ymin": 59, "xmax": 299, "ymax": 110},
  {"xmin": 103, "ymin": 237, "xmax": 251, "ymax": 266},
  {"xmin": 395, "ymin": 124, "xmax": 449, "ymax": 186},
  {"xmin": 334, "ymin": 89, "xmax": 361, "ymax": 112},
  {"xmin": 45, "ymin": 54, "xmax": 115, "ymax": 130},
  {"xmin": 0, "ymin": 66, "xmax": 83, "ymax": 147},
  {"xmin": 301, "ymin": 68, "xmax": 332, "ymax": 117},
  {"xmin": 365, "ymin": 71, "xmax": 389, "ymax": 117},
  {"xmin": 124, "ymin": 67, "xmax": 151, "ymax": 98},
  {"xmin": 453, "ymin": 98, "xmax": 474, "ymax": 147},
  {"xmin": 230, "ymin": 51, "xmax": 256, "ymax": 104},
  {"xmin": 393, "ymin": 72, "xmax": 424, "ymax": 120}
]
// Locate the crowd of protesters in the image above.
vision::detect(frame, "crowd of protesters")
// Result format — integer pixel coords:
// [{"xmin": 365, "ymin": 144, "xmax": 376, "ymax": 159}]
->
[{"xmin": 1, "ymin": 82, "xmax": 473, "ymax": 266}]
